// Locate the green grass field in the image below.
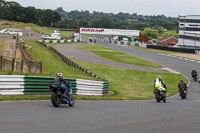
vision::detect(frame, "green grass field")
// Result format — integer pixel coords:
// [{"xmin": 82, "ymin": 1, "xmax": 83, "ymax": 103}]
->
[
  {"xmin": 80, "ymin": 44, "xmax": 161, "ymax": 68},
  {"xmin": 72, "ymin": 59, "xmax": 187, "ymax": 100},
  {"xmin": 59, "ymin": 31, "xmax": 74, "ymax": 39}
]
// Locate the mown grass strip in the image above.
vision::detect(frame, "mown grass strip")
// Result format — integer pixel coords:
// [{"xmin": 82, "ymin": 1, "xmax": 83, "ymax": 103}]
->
[{"xmin": 79, "ymin": 44, "xmax": 161, "ymax": 68}]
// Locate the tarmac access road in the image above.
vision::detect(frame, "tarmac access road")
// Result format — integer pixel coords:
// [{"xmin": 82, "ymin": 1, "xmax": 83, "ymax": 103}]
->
[{"xmin": 1, "ymin": 37, "xmax": 200, "ymax": 133}]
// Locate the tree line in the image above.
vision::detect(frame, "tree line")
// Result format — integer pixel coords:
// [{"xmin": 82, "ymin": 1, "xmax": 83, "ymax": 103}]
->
[
  {"xmin": 55, "ymin": 7, "xmax": 179, "ymax": 39},
  {"xmin": 0, "ymin": 0, "xmax": 61, "ymax": 26}
]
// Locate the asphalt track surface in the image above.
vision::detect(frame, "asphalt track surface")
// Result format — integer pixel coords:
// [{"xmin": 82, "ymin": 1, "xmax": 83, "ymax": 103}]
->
[{"xmin": 1, "ymin": 38, "xmax": 200, "ymax": 133}]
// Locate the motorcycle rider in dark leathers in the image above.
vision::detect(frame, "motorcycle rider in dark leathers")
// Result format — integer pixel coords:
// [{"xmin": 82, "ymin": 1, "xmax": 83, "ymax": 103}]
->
[
  {"xmin": 178, "ymin": 79, "xmax": 187, "ymax": 94},
  {"xmin": 191, "ymin": 69, "xmax": 198, "ymax": 79},
  {"xmin": 54, "ymin": 72, "xmax": 70, "ymax": 98}
]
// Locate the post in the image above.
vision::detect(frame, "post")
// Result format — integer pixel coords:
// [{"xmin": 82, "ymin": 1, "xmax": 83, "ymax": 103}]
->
[
  {"xmin": 21, "ymin": 60, "xmax": 24, "ymax": 73},
  {"xmin": 0, "ymin": 56, "xmax": 2, "ymax": 70},
  {"xmin": 195, "ymin": 33, "xmax": 196, "ymax": 47},
  {"xmin": 28, "ymin": 61, "xmax": 32, "ymax": 73},
  {"xmin": 12, "ymin": 58, "xmax": 15, "ymax": 71}
]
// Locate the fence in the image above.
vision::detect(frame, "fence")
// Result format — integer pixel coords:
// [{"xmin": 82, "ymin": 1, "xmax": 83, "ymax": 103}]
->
[
  {"xmin": 0, "ymin": 36, "xmax": 42, "ymax": 73},
  {"xmin": 37, "ymin": 41, "xmax": 103, "ymax": 80},
  {"xmin": 0, "ymin": 75, "xmax": 109, "ymax": 96},
  {"xmin": 17, "ymin": 38, "xmax": 42, "ymax": 73},
  {"xmin": 0, "ymin": 55, "xmax": 42, "ymax": 73}
]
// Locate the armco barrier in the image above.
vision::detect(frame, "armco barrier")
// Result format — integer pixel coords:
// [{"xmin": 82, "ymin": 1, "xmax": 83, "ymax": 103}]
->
[{"xmin": 0, "ymin": 75, "xmax": 109, "ymax": 96}]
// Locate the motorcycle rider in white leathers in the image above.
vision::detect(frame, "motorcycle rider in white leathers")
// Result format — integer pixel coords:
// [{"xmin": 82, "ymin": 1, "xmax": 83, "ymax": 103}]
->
[{"xmin": 154, "ymin": 75, "xmax": 167, "ymax": 93}]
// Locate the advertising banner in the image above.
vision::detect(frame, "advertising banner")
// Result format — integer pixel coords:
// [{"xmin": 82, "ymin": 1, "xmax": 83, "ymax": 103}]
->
[{"xmin": 80, "ymin": 28, "xmax": 139, "ymax": 36}]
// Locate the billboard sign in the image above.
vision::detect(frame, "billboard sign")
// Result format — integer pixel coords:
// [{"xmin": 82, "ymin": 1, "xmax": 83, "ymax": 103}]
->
[{"xmin": 80, "ymin": 28, "xmax": 139, "ymax": 36}]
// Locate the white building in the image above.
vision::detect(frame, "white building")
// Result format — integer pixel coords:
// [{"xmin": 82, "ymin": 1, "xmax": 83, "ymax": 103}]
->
[{"xmin": 179, "ymin": 15, "xmax": 200, "ymax": 47}]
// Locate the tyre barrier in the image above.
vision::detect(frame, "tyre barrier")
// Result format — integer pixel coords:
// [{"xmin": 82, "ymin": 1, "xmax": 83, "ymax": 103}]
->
[
  {"xmin": 38, "ymin": 39, "xmax": 80, "ymax": 44},
  {"xmin": 94, "ymin": 37, "xmax": 147, "ymax": 48},
  {"xmin": 0, "ymin": 75, "xmax": 109, "ymax": 96}
]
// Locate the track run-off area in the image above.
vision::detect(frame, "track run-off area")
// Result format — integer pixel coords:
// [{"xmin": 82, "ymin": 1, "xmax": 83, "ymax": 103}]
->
[{"xmin": 1, "ymin": 37, "xmax": 200, "ymax": 133}]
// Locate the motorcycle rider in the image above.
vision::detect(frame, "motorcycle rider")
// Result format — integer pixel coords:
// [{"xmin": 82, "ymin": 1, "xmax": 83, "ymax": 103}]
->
[
  {"xmin": 54, "ymin": 72, "xmax": 70, "ymax": 98},
  {"xmin": 178, "ymin": 79, "xmax": 187, "ymax": 94},
  {"xmin": 154, "ymin": 75, "xmax": 167, "ymax": 94},
  {"xmin": 191, "ymin": 69, "xmax": 198, "ymax": 79}
]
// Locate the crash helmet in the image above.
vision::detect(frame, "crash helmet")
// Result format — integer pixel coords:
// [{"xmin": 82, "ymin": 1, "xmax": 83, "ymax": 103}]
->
[
  {"xmin": 180, "ymin": 79, "xmax": 183, "ymax": 82},
  {"xmin": 156, "ymin": 75, "xmax": 161, "ymax": 79},
  {"xmin": 56, "ymin": 72, "xmax": 62, "ymax": 77}
]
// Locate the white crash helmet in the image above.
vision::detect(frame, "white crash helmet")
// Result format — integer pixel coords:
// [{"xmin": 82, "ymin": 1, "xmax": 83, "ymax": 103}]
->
[{"xmin": 56, "ymin": 72, "xmax": 62, "ymax": 77}]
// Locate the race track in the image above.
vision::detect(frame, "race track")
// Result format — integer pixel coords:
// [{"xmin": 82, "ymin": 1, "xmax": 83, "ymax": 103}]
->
[{"xmin": 1, "ymin": 38, "xmax": 200, "ymax": 133}]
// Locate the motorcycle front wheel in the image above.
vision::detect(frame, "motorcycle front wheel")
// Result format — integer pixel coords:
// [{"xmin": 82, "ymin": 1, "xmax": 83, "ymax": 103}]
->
[
  {"xmin": 69, "ymin": 96, "xmax": 75, "ymax": 107},
  {"xmin": 51, "ymin": 93, "xmax": 61, "ymax": 107}
]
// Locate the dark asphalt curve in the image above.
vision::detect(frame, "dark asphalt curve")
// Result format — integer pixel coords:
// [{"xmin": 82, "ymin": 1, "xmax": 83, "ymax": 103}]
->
[
  {"xmin": 1, "ymin": 37, "xmax": 200, "ymax": 133},
  {"xmin": 1, "ymin": 100, "xmax": 200, "ymax": 133}
]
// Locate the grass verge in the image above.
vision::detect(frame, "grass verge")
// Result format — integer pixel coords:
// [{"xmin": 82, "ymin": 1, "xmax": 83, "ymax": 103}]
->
[
  {"xmin": 59, "ymin": 31, "xmax": 74, "ymax": 38},
  {"xmin": 80, "ymin": 44, "xmax": 161, "ymax": 68},
  {"xmin": 71, "ymin": 59, "xmax": 187, "ymax": 100}
]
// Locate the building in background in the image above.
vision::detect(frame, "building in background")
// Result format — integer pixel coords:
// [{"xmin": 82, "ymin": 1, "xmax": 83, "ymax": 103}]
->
[
  {"xmin": 0, "ymin": 28, "xmax": 23, "ymax": 36},
  {"xmin": 179, "ymin": 15, "xmax": 200, "ymax": 47},
  {"xmin": 157, "ymin": 36, "xmax": 178, "ymax": 47}
]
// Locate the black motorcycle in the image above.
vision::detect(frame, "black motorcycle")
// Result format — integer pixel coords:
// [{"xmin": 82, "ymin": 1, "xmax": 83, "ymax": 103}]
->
[
  {"xmin": 154, "ymin": 87, "xmax": 166, "ymax": 103},
  {"xmin": 49, "ymin": 85, "xmax": 74, "ymax": 107},
  {"xmin": 192, "ymin": 75, "xmax": 198, "ymax": 82},
  {"xmin": 179, "ymin": 88, "xmax": 187, "ymax": 99}
]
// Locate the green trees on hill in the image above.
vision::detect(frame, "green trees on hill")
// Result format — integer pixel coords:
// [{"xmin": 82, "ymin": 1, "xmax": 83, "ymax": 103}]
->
[
  {"xmin": 0, "ymin": 0, "xmax": 61, "ymax": 27},
  {"xmin": 55, "ymin": 7, "xmax": 178, "ymax": 32}
]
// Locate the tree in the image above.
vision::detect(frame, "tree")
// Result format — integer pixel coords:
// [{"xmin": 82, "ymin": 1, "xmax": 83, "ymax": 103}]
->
[
  {"xmin": 141, "ymin": 28, "xmax": 158, "ymax": 40},
  {"xmin": 162, "ymin": 30, "xmax": 179, "ymax": 38},
  {"xmin": 79, "ymin": 19, "xmax": 89, "ymax": 27},
  {"xmin": 98, "ymin": 17, "xmax": 114, "ymax": 28}
]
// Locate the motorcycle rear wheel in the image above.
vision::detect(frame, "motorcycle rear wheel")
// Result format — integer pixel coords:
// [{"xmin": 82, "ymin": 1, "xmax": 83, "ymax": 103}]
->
[
  {"xmin": 162, "ymin": 95, "xmax": 166, "ymax": 102},
  {"xmin": 51, "ymin": 93, "xmax": 61, "ymax": 107},
  {"xmin": 155, "ymin": 94, "xmax": 161, "ymax": 103}
]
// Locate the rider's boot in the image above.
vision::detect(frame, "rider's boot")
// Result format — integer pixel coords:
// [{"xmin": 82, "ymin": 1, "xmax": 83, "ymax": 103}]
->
[{"xmin": 63, "ymin": 90, "xmax": 68, "ymax": 99}]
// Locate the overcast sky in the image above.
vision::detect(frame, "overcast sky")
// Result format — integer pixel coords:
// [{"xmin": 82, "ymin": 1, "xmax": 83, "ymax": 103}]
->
[{"xmin": 6, "ymin": 0, "xmax": 200, "ymax": 17}]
